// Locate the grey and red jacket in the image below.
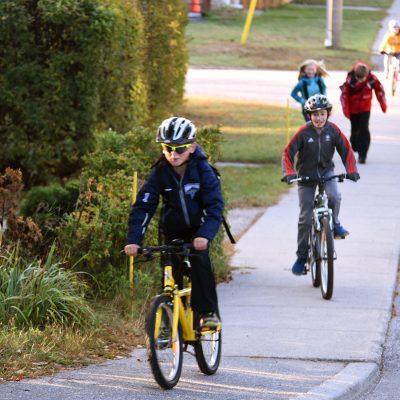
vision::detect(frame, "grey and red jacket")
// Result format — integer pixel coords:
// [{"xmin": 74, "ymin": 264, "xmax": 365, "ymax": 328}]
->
[
  {"xmin": 282, "ymin": 121, "xmax": 358, "ymax": 184},
  {"xmin": 127, "ymin": 145, "xmax": 224, "ymax": 245}
]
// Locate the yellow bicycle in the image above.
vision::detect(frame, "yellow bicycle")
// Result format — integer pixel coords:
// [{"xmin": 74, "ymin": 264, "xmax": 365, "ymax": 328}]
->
[{"xmin": 138, "ymin": 241, "xmax": 222, "ymax": 389}]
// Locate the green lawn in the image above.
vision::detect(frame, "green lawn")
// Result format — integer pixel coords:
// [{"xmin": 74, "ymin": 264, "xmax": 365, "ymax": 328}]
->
[
  {"xmin": 179, "ymin": 96, "xmax": 303, "ymax": 163},
  {"xmin": 187, "ymin": 4, "xmax": 387, "ymax": 70},
  {"xmin": 178, "ymin": 97, "xmax": 300, "ymax": 208}
]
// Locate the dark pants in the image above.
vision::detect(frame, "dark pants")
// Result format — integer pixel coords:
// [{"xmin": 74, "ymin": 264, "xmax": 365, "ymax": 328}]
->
[
  {"xmin": 164, "ymin": 234, "xmax": 219, "ymax": 314},
  {"xmin": 350, "ymin": 112, "xmax": 370, "ymax": 160},
  {"xmin": 296, "ymin": 175, "xmax": 342, "ymax": 258}
]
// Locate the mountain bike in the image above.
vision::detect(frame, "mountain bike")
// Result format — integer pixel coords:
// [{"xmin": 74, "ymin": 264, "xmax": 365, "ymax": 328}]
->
[
  {"xmin": 137, "ymin": 241, "xmax": 221, "ymax": 389},
  {"xmin": 290, "ymin": 174, "xmax": 349, "ymax": 300}
]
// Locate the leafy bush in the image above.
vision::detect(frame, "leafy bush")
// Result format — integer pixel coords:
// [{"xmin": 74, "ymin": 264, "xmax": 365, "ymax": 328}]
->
[
  {"xmin": 0, "ymin": 0, "xmax": 146, "ymax": 186},
  {"xmin": 139, "ymin": 0, "xmax": 188, "ymax": 123},
  {"xmin": 56, "ymin": 125, "xmax": 228, "ymax": 297},
  {"xmin": 0, "ymin": 168, "xmax": 43, "ymax": 254},
  {"xmin": 19, "ymin": 180, "xmax": 80, "ymax": 245},
  {"xmin": 0, "ymin": 245, "xmax": 96, "ymax": 328},
  {"xmin": 56, "ymin": 128, "xmax": 159, "ymax": 285}
]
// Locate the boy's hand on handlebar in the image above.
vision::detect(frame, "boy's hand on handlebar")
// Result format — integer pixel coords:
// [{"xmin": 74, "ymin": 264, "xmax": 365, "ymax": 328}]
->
[
  {"xmin": 281, "ymin": 175, "xmax": 297, "ymax": 184},
  {"xmin": 193, "ymin": 237, "xmax": 208, "ymax": 251},
  {"xmin": 346, "ymin": 172, "xmax": 360, "ymax": 182},
  {"xmin": 125, "ymin": 244, "xmax": 140, "ymax": 256}
]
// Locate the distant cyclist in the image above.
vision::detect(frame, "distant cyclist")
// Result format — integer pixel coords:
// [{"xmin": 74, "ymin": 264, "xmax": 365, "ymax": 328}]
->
[
  {"xmin": 281, "ymin": 95, "xmax": 360, "ymax": 276},
  {"xmin": 379, "ymin": 19, "xmax": 400, "ymax": 79}
]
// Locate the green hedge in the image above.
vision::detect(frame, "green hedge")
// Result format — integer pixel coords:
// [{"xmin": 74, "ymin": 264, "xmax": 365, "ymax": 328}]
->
[
  {"xmin": 0, "ymin": 1, "xmax": 151, "ymax": 187},
  {"xmin": 139, "ymin": 0, "xmax": 188, "ymax": 123}
]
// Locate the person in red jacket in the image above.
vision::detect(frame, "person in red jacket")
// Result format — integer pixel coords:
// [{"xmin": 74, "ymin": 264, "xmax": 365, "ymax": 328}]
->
[{"xmin": 340, "ymin": 61, "xmax": 387, "ymax": 164}]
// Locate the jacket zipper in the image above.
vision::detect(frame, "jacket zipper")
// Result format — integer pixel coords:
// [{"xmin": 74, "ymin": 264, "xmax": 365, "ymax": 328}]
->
[
  {"xmin": 173, "ymin": 174, "xmax": 191, "ymax": 227},
  {"xmin": 317, "ymin": 131, "xmax": 322, "ymax": 178}
]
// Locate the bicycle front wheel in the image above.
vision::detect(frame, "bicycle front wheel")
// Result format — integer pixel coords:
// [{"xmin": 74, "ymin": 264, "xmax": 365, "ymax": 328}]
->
[
  {"xmin": 146, "ymin": 295, "xmax": 183, "ymax": 389},
  {"xmin": 309, "ymin": 225, "xmax": 321, "ymax": 288},
  {"xmin": 319, "ymin": 217, "xmax": 334, "ymax": 300},
  {"xmin": 194, "ymin": 328, "xmax": 222, "ymax": 375}
]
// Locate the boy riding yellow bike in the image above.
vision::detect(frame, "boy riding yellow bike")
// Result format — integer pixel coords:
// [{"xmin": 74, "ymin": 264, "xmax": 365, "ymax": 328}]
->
[{"xmin": 124, "ymin": 116, "xmax": 223, "ymax": 329}]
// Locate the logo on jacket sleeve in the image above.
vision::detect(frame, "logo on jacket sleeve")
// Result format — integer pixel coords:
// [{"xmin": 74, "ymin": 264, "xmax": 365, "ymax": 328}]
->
[{"xmin": 184, "ymin": 183, "xmax": 200, "ymax": 199}]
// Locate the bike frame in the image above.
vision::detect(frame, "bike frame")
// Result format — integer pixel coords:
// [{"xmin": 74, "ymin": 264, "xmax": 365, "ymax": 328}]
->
[{"xmin": 313, "ymin": 182, "xmax": 333, "ymax": 232}]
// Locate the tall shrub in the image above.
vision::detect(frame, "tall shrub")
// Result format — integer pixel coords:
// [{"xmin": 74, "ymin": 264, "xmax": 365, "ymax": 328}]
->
[
  {"xmin": 0, "ymin": 0, "xmax": 145, "ymax": 186},
  {"xmin": 139, "ymin": 0, "xmax": 188, "ymax": 123}
]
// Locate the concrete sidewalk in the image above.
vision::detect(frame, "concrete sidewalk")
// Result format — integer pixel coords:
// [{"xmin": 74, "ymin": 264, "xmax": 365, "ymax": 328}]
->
[{"xmin": 217, "ymin": 2, "xmax": 400, "ymax": 398}]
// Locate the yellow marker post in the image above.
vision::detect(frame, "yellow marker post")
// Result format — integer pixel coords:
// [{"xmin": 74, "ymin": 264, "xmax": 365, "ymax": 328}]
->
[
  {"xmin": 129, "ymin": 171, "xmax": 138, "ymax": 290},
  {"xmin": 241, "ymin": 0, "xmax": 258, "ymax": 45},
  {"xmin": 286, "ymin": 98, "xmax": 291, "ymax": 144}
]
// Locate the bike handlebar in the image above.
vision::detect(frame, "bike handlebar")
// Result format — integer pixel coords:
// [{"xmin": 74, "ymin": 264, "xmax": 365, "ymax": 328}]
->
[
  {"xmin": 289, "ymin": 173, "xmax": 347, "ymax": 184},
  {"xmin": 138, "ymin": 242, "xmax": 193, "ymax": 257}
]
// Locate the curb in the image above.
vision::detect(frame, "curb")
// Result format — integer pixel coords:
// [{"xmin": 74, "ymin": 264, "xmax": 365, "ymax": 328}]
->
[{"xmin": 291, "ymin": 362, "xmax": 379, "ymax": 400}]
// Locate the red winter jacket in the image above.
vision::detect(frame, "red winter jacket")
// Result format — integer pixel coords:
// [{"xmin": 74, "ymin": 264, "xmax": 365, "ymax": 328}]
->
[{"xmin": 340, "ymin": 65, "xmax": 387, "ymax": 118}]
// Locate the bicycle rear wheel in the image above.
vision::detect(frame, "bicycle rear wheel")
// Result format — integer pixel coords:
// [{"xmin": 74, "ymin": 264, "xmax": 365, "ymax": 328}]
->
[
  {"xmin": 194, "ymin": 327, "xmax": 222, "ymax": 375},
  {"xmin": 319, "ymin": 217, "xmax": 334, "ymax": 300},
  {"xmin": 392, "ymin": 67, "xmax": 398, "ymax": 96},
  {"xmin": 146, "ymin": 295, "xmax": 183, "ymax": 389},
  {"xmin": 309, "ymin": 225, "xmax": 321, "ymax": 288}
]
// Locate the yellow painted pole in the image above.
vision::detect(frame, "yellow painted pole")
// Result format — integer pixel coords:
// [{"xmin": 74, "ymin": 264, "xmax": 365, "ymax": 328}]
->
[
  {"xmin": 286, "ymin": 98, "xmax": 291, "ymax": 144},
  {"xmin": 241, "ymin": 0, "xmax": 258, "ymax": 44},
  {"xmin": 129, "ymin": 171, "xmax": 138, "ymax": 290}
]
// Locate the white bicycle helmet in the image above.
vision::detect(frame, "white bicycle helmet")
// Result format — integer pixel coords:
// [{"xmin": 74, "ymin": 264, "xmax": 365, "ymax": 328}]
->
[
  {"xmin": 156, "ymin": 117, "xmax": 196, "ymax": 145},
  {"xmin": 388, "ymin": 19, "xmax": 400, "ymax": 31},
  {"xmin": 304, "ymin": 94, "xmax": 332, "ymax": 113}
]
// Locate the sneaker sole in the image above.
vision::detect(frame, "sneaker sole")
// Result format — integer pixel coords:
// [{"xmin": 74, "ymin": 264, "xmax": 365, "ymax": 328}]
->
[{"xmin": 334, "ymin": 234, "xmax": 348, "ymax": 240}]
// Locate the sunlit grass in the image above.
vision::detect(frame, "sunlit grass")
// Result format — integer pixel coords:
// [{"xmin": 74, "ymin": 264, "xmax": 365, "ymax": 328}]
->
[
  {"xmin": 187, "ymin": 5, "xmax": 387, "ymax": 70},
  {"xmin": 178, "ymin": 96, "xmax": 299, "ymax": 208},
  {"xmin": 179, "ymin": 96, "xmax": 303, "ymax": 163},
  {"xmin": 219, "ymin": 165, "xmax": 288, "ymax": 208}
]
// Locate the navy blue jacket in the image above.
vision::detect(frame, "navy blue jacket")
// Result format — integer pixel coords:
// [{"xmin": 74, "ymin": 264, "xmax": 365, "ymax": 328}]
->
[{"xmin": 127, "ymin": 145, "xmax": 224, "ymax": 245}]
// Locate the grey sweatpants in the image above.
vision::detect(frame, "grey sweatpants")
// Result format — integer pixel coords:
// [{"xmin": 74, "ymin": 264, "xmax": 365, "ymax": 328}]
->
[{"xmin": 296, "ymin": 178, "xmax": 341, "ymax": 258}]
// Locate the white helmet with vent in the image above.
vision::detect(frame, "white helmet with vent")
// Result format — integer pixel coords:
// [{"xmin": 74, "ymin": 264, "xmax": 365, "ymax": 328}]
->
[{"xmin": 156, "ymin": 117, "xmax": 196, "ymax": 145}]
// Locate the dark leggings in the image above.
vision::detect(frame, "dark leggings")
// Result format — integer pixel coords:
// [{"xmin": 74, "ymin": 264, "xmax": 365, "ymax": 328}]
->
[
  {"xmin": 163, "ymin": 234, "xmax": 219, "ymax": 314},
  {"xmin": 350, "ymin": 112, "xmax": 370, "ymax": 160}
]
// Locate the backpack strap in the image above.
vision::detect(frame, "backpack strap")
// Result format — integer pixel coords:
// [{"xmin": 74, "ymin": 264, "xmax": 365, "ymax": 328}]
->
[
  {"xmin": 209, "ymin": 165, "xmax": 236, "ymax": 244},
  {"xmin": 317, "ymin": 76, "xmax": 324, "ymax": 94},
  {"xmin": 302, "ymin": 80, "xmax": 309, "ymax": 100}
]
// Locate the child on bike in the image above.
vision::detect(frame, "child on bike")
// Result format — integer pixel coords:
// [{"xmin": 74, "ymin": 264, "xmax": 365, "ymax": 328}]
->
[
  {"xmin": 124, "ymin": 116, "xmax": 223, "ymax": 329},
  {"xmin": 281, "ymin": 94, "xmax": 360, "ymax": 276},
  {"xmin": 340, "ymin": 61, "xmax": 386, "ymax": 164},
  {"xmin": 291, "ymin": 59, "xmax": 328, "ymax": 122},
  {"xmin": 379, "ymin": 19, "xmax": 400, "ymax": 79}
]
